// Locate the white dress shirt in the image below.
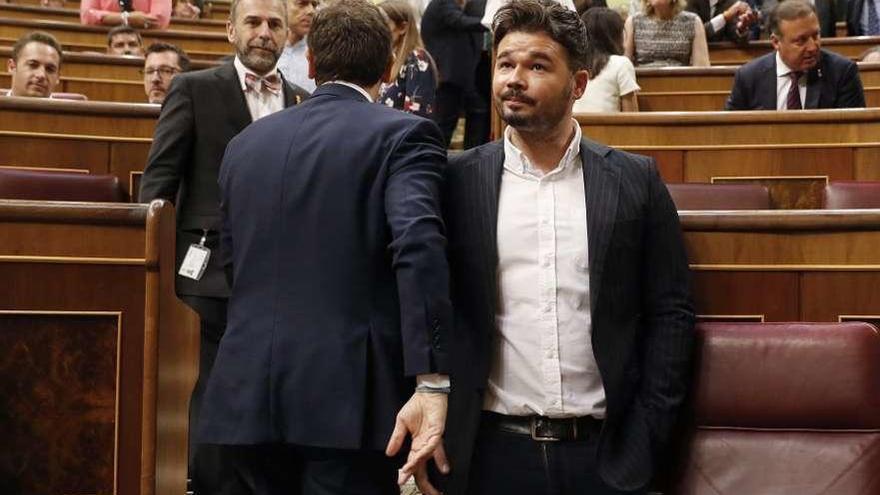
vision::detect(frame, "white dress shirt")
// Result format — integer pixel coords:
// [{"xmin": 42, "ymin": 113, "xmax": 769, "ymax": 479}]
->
[
  {"xmin": 483, "ymin": 121, "xmax": 606, "ymax": 419},
  {"xmin": 709, "ymin": 0, "xmax": 728, "ymax": 33},
  {"xmin": 775, "ymin": 51, "xmax": 807, "ymax": 110},
  {"xmin": 233, "ymin": 57, "xmax": 285, "ymax": 122},
  {"xmin": 277, "ymin": 37, "xmax": 317, "ymax": 93}
]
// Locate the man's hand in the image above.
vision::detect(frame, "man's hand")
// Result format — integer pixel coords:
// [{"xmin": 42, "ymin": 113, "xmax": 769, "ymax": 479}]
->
[
  {"xmin": 385, "ymin": 392, "xmax": 450, "ymax": 495},
  {"xmin": 723, "ymin": 1, "xmax": 750, "ymax": 22}
]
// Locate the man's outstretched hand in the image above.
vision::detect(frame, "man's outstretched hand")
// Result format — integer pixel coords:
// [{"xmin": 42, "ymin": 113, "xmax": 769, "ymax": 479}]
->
[{"xmin": 385, "ymin": 392, "xmax": 450, "ymax": 495}]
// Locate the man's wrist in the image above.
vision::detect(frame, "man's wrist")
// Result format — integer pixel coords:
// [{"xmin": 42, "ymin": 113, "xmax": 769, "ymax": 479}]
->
[
  {"xmin": 416, "ymin": 373, "xmax": 451, "ymax": 394},
  {"xmin": 121, "ymin": 11, "xmax": 130, "ymax": 25}
]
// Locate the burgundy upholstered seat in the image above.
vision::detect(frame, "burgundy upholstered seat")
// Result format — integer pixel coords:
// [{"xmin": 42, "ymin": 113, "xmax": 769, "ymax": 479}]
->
[{"xmin": 0, "ymin": 168, "xmax": 127, "ymax": 202}]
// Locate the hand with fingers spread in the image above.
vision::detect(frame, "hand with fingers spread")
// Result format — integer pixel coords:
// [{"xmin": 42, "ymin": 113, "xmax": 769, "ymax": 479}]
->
[{"xmin": 385, "ymin": 391, "xmax": 450, "ymax": 495}]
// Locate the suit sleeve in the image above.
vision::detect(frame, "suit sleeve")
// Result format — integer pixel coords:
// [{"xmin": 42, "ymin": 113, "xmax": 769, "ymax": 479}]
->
[
  {"xmin": 139, "ymin": 75, "xmax": 194, "ymax": 203},
  {"xmin": 724, "ymin": 67, "xmax": 748, "ymax": 110},
  {"xmin": 384, "ymin": 118, "xmax": 452, "ymax": 377},
  {"xmin": 634, "ymin": 161, "xmax": 696, "ymax": 453},
  {"xmin": 837, "ymin": 61, "xmax": 866, "ymax": 108}
]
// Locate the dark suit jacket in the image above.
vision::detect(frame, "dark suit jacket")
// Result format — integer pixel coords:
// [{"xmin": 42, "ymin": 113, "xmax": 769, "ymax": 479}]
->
[
  {"xmin": 846, "ymin": 0, "xmax": 874, "ymax": 35},
  {"xmin": 139, "ymin": 62, "xmax": 309, "ymax": 299},
  {"xmin": 197, "ymin": 84, "xmax": 452, "ymax": 450},
  {"xmin": 725, "ymin": 49, "xmax": 865, "ymax": 110},
  {"xmin": 687, "ymin": 0, "xmax": 749, "ymax": 42},
  {"xmin": 441, "ymin": 139, "xmax": 695, "ymax": 493},
  {"xmin": 421, "ymin": 0, "xmax": 487, "ymax": 89}
]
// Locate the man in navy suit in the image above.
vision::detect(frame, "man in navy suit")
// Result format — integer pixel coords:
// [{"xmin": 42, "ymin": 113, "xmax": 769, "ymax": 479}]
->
[
  {"xmin": 726, "ymin": 0, "xmax": 865, "ymax": 110},
  {"xmin": 197, "ymin": 0, "xmax": 453, "ymax": 493},
  {"xmin": 440, "ymin": 1, "xmax": 695, "ymax": 494}
]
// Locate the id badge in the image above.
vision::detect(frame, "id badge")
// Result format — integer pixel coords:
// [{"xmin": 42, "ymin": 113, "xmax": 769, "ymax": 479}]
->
[{"xmin": 178, "ymin": 230, "xmax": 211, "ymax": 280}]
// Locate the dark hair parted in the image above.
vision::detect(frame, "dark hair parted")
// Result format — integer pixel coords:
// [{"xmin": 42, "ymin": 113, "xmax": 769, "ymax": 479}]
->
[
  {"xmin": 145, "ymin": 42, "xmax": 191, "ymax": 71},
  {"xmin": 581, "ymin": 7, "xmax": 623, "ymax": 78},
  {"xmin": 309, "ymin": 0, "xmax": 391, "ymax": 86},
  {"xmin": 107, "ymin": 25, "xmax": 142, "ymax": 46},
  {"xmin": 769, "ymin": 0, "xmax": 817, "ymax": 36},
  {"xmin": 12, "ymin": 31, "xmax": 62, "ymax": 66},
  {"xmin": 492, "ymin": 0, "xmax": 588, "ymax": 72}
]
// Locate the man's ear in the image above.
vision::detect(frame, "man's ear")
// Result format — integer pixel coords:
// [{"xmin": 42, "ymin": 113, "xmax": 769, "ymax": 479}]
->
[
  {"xmin": 307, "ymin": 47, "xmax": 317, "ymax": 80},
  {"xmin": 770, "ymin": 33, "xmax": 780, "ymax": 51},
  {"xmin": 381, "ymin": 53, "xmax": 395, "ymax": 84},
  {"xmin": 572, "ymin": 68, "xmax": 589, "ymax": 99},
  {"xmin": 6, "ymin": 58, "xmax": 15, "ymax": 74},
  {"xmin": 226, "ymin": 20, "xmax": 236, "ymax": 44}
]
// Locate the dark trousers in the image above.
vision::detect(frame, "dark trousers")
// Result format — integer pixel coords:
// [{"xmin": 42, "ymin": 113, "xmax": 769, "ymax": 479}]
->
[
  {"xmin": 466, "ymin": 415, "xmax": 646, "ymax": 495},
  {"xmin": 195, "ymin": 444, "xmax": 400, "ymax": 495},
  {"xmin": 180, "ymin": 295, "xmax": 229, "ymax": 494},
  {"xmin": 434, "ymin": 82, "xmax": 490, "ymax": 150}
]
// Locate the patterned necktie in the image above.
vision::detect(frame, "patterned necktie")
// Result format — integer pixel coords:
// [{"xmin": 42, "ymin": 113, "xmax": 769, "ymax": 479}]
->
[
  {"xmin": 244, "ymin": 72, "xmax": 282, "ymax": 95},
  {"xmin": 786, "ymin": 71, "xmax": 802, "ymax": 110},
  {"xmin": 867, "ymin": 0, "xmax": 880, "ymax": 35}
]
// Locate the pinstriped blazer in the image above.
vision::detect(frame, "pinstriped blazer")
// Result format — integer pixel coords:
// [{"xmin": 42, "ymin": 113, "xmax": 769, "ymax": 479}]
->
[{"xmin": 441, "ymin": 138, "xmax": 695, "ymax": 493}]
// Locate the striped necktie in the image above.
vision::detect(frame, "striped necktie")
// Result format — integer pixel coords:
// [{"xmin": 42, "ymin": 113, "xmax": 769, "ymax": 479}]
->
[{"xmin": 786, "ymin": 71, "xmax": 803, "ymax": 110}]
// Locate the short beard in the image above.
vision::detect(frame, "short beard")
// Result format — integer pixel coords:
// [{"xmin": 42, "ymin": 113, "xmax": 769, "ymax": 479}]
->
[
  {"xmin": 495, "ymin": 83, "xmax": 573, "ymax": 133},
  {"xmin": 238, "ymin": 46, "xmax": 281, "ymax": 75}
]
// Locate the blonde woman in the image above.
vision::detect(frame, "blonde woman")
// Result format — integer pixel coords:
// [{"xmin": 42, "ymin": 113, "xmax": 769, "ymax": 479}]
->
[
  {"xmin": 624, "ymin": 0, "xmax": 710, "ymax": 66},
  {"xmin": 378, "ymin": 0, "xmax": 438, "ymax": 118}
]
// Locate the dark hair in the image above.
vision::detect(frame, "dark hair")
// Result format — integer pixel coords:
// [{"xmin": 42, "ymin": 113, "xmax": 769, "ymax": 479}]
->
[
  {"xmin": 581, "ymin": 7, "xmax": 623, "ymax": 77},
  {"xmin": 309, "ymin": 0, "xmax": 391, "ymax": 86},
  {"xmin": 145, "ymin": 42, "xmax": 191, "ymax": 71},
  {"xmin": 107, "ymin": 25, "xmax": 142, "ymax": 46},
  {"xmin": 769, "ymin": 0, "xmax": 817, "ymax": 36},
  {"xmin": 12, "ymin": 31, "xmax": 62, "ymax": 67},
  {"xmin": 860, "ymin": 45, "xmax": 880, "ymax": 61},
  {"xmin": 492, "ymin": 0, "xmax": 588, "ymax": 72}
]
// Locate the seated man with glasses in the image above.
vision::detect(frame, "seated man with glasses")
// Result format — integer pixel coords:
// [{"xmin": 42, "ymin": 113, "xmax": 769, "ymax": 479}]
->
[{"xmin": 143, "ymin": 42, "xmax": 189, "ymax": 104}]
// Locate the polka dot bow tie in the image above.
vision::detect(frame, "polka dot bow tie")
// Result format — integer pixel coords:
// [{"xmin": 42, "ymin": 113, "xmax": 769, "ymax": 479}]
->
[{"xmin": 244, "ymin": 72, "xmax": 282, "ymax": 95}]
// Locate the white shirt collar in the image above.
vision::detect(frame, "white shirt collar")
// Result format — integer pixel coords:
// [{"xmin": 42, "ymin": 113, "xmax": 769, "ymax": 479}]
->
[
  {"xmin": 323, "ymin": 80, "xmax": 374, "ymax": 103},
  {"xmin": 776, "ymin": 51, "xmax": 798, "ymax": 77},
  {"xmin": 233, "ymin": 56, "xmax": 281, "ymax": 92},
  {"xmin": 503, "ymin": 119, "xmax": 582, "ymax": 178}
]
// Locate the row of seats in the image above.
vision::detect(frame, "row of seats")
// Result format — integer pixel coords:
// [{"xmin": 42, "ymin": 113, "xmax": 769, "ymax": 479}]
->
[
  {"xmin": 668, "ymin": 182, "xmax": 880, "ymax": 210},
  {"xmin": 2, "ymin": 168, "xmax": 879, "ymax": 210}
]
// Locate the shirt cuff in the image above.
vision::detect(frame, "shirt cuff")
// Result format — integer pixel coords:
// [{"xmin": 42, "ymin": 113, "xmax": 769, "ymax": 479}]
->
[
  {"xmin": 710, "ymin": 14, "xmax": 727, "ymax": 34},
  {"xmin": 416, "ymin": 373, "xmax": 450, "ymax": 389}
]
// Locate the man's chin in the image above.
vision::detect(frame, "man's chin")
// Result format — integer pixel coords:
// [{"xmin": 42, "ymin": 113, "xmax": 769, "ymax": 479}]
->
[
  {"xmin": 241, "ymin": 52, "xmax": 278, "ymax": 74},
  {"xmin": 24, "ymin": 87, "xmax": 50, "ymax": 98},
  {"xmin": 149, "ymin": 91, "xmax": 166, "ymax": 103}
]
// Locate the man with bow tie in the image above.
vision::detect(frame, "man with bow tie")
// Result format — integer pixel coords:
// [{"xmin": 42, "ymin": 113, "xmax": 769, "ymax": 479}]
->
[{"xmin": 139, "ymin": 0, "xmax": 310, "ymax": 491}]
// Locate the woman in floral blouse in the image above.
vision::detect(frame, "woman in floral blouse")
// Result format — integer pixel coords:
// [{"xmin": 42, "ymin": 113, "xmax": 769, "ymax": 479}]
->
[{"xmin": 378, "ymin": 0, "xmax": 438, "ymax": 118}]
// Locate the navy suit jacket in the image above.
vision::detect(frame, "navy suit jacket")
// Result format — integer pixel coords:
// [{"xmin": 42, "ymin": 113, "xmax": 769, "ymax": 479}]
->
[
  {"xmin": 198, "ymin": 84, "xmax": 452, "ymax": 450},
  {"xmin": 441, "ymin": 139, "xmax": 695, "ymax": 493},
  {"xmin": 725, "ymin": 49, "xmax": 865, "ymax": 110},
  {"xmin": 421, "ymin": 0, "xmax": 486, "ymax": 89}
]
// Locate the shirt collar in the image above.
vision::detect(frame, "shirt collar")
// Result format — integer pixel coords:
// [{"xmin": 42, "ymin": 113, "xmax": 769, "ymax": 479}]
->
[
  {"xmin": 286, "ymin": 36, "xmax": 307, "ymax": 51},
  {"xmin": 234, "ymin": 56, "xmax": 281, "ymax": 92},
  {"xmin": 323, "ymin": 80, "xmax": 374, "ymax": 103},
  {"xmin": 776, "ymin": 51, "xmax": 797, "ymax": 77},
  {"xmin": 503, "ymin": 119, "xmax": 582, "ymax": 179}
]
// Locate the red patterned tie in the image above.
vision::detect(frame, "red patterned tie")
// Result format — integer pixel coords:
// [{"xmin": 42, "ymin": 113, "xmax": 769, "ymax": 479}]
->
[
  {"xmin": 245, "ymin": 72, "xmax": 282, "ymax": 95},
  {"xmin": 786, "ymin": 71, "xmax": 802, "ymax": 110}
]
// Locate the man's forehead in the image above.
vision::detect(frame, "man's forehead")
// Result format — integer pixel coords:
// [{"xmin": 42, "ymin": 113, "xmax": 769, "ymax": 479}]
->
[
  {"xmin": 18, "ymin": 42, "xmax": 60, "ymax": 63},
  {"xmin": 113, "ymin": 33, "xmax": 139, "ymax": 42},
  {"xmin": 497, "ymin": 32, "xmax": 565, "ymax": 59},
  {"xmin": 779, "ymin": 14, "xmax": 819, "ymax": 35},
  {"xmin": 238, "ymin": 0, "xmax": 286, "ymax": 19},
  {"xmin": 146, "ymin": 51, "xmax": 179, "ymax": 66}
]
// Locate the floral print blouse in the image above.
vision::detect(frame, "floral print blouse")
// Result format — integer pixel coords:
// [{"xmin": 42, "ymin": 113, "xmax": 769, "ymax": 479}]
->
[{"xmin": 380, "ymin": 48, "xmax": 437, "ymax": 118}]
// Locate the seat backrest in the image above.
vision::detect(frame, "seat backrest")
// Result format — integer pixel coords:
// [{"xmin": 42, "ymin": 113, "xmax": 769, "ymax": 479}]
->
[
  {"xmin": 668, "ymin": 321, "xmax": 880, "ymax": 495},
  {"xmin": 823, "ymin": 181, "xmax": 880, "ymax": 209},
  {"xmin": 50, "ymin": 92, "xmax": 89, "ymax": 101},
  {"xmin": 0, "ymin": 168, "xmax": 127, "ymax": 202},
  {"xmin": 666, "ymin": 183, "xmax": 771, "ymax": 210}
]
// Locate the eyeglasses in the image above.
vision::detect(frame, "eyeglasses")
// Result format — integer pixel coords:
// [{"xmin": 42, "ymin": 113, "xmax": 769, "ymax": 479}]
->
[{"xmin": 141, "ymin": 66, "xmax": 180, "ymax": 78}]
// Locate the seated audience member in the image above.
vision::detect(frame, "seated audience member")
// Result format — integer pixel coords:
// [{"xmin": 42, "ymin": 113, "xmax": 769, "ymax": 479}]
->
[
  {"xmin": 277, "ymin": 0, "xmax": 318, "ymax": 93},
  {"xmin": 764, "ymin": 0, "xmax": 836, "ymax": 37},
  {"xmin": 625, "ymin": 0, "xmax": 710, "ymax": 66},
  {"xmin": 4, "ymin": 31, "xmax": 61, "ymax": 98},
  {"xmin": 143, "ymin": 42, "xmax": 190, "ymax": 104},
  {"xmin": 81, "ymin": 0, "xmax": 171, "ymax": 29},
  {"xmin": 378, "ymin": 0, "xmax": 438, "ymax": 118},
  {"xmin": 726, "ymin": 0, "xmax": 865, "ymax": 110},
  {"xmin": 846, "ymin": 0, "xmax": 879, "ymax": 35},
  {"xmin": 686, "ymin": 0, "xmax": 758, "ymax": 42},
  {"xmin": 575, "ymin": 7, "xmax": 640, "ymax": 112},
  {"xmin": 107, "ymin": 26, "xmax": 145, "ymax": 56},
  {"xmin": 172, "ymin": 0, "xmax": 202, "ymax": 18},
  {"xmin": 861, "ymin": 46, "xmax": 880, "ymax": 62}
]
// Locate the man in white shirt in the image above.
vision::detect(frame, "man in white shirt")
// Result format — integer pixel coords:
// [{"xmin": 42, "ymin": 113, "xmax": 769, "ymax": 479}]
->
[
  {"xmin": 139, "ymin": 0, "xmax": 308, "ymax": 491},
  {"xmin": 442, "ymin": 1, "xmax": 695, "ymax": 494},
  {"xmin": 5, "ymin": 31, "xmax": 62, "ymax": 98},
  {"xmin": 276, "ymin": 0, "xmax": 318, "ymax": 92},
  {"xmin": 686, "ymin": 0, "xmax": 759, "ymax": 42},
  {"xmin": 726, "ymin": 0, "xmax": 865, "ymax": 110}
]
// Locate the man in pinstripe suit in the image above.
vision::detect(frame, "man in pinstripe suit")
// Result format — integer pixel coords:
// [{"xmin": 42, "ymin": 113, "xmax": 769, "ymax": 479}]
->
[{"xmin": 435, "ymin": 1, "xmax": 696, "ymax": 494}]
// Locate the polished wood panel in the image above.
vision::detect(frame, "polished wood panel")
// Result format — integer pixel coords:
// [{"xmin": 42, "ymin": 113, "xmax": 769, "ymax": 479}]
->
[
  {"xmin": 682, "ymin": 147, "xmax": 854, "ymax": 182},
  {"xmin": 708, "ymin": 36, "xmax": 880, "ymax": 65},
  {"xmin": 681, "ymin": 210, "xmax": 880, "ymax": 325},
  {"xmin": 0, "ymin": 97, "xmax": 158, "ymax": 138},
  {"xmin": 1, "ymin": 72, "xmax": 146, "ymax": 103},
  {"xmin": 0, "ymin": 18, "xmax": 231, "ymax": 59},
  {"xmin": 0, "ymin": 312, "xmax": 118, "ymax": 495},
  {"xmin": 637, "ymin": 86, "xmax": 880, "ymax": 111},
  {"xmin": 0, "ymin": 3, "xmax": 227, "ymax": 32},
  {"xmin": 0, "ymin": 200, "xmax": 198, "ymax": 495}
]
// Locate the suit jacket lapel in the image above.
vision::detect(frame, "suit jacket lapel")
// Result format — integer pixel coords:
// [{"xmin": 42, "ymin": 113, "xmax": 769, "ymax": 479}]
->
[
  {"xmin": 759, "ymin": 55, "xmax": 778, "ymax": 110},
  {"xmin": 805, "ymin": 56, "xmax": 824, "ymax": 109},
  {"xmin": 280, "ymin": 75, "xmax": 302, "ymax": 107},
  {"xmin": 475, "ymin": 143, "xmax": 504, "ymax": 324},
  {"xmin": 216, "ymin": 63, "xmax": 253, "ymax": 127},
  {"xmin": 581, "ymin": 140, "xmax": 620, "ymax": 310}
]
